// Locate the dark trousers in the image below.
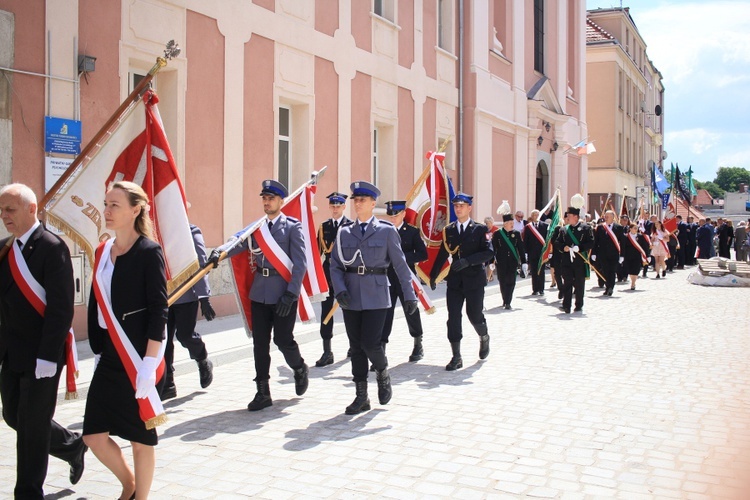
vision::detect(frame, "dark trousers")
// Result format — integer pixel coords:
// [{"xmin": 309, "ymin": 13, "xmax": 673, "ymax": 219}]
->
[
  {"xmin": 599, "ymin": 256, "xmax": 617, "ymax": 291},
  {"xmin": 319, "ymin": 261, "xmax": 335, "ymax": 339},
  {"xmin": 446, "ymin": 286, "xmax": 486, "ymax": 343},
  {"xmin": 676, "ymin": 243, "xmax": 686, "ymax": 267},
  {"xmin": 498, "ymin": 272, "xmax": 516, "ymax": 305},
  {"xmin": 250, "ymin": 301, "xmax": 304, "ymax": 381},
  {"xmin": 381, "ymin": 283, "xmax": 423, "ymax": 344},
  {"xmin": 616, "ymin": 260, "xmax": 628, "ymax": 281},
  {"xmin": 530, "ymin": 262, "xmax": 545, "ymax": 293},
  {"xmin": 1, "ymin": 362, "xmax": 82, "ymax": 499},
  {"xmin": 560, "ymin": 264, "xmax": 586, "ymax": 310},
  {"xmin": 552, "ymin": 264, "xmax": 564, "ymax": 289},
  {"xmin": 343, "ymin": 309, "xmax": 388, "ymax": 382},
  {"xmin": 165, "ymin": 301, "xmax": 208, "ymax": 375}
]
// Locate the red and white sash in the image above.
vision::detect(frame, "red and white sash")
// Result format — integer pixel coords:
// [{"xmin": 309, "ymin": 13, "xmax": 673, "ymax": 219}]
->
[
  {"xmin": 627, "ymin": 233, "xmax": 649, "ymax": 265},
  {"xmin": 525, "ymin": 223, "xmax": 546, "ymax": 247},
  {"xmin": 253, "ymin": 221, "xmax": 314, "ymax": 321},
  {"xmin": 93, "ymin": 240, "xmax": 167, "ymax": 430},
  {"xmin": 8, "ymin": 241, "xmax": 79, "ymax": 399},
  {"xmin": 654, "ymin": 231, "xmax": 670, "ymax": 256},
  {"xmin": 603, "ymin": 224, "xmax": 621, "ymax": 253},
  {"xmin": 410, "ymin": 271, "xmax": 435, "ymax": 314}
]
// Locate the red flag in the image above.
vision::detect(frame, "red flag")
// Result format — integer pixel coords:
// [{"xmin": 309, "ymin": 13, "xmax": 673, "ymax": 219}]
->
[{"xmin": 663, "ymin": 192, "xmax": 678, "ymax": 233}]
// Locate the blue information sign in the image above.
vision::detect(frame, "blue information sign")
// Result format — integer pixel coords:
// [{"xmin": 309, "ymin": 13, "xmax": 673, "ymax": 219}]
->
[{"xmin": 44, "ymin": 116, "xmax": 82, "ymax": 155}]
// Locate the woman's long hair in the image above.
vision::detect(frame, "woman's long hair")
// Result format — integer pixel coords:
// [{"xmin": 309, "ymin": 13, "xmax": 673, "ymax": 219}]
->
[{"xmin": 109, "ymin": 181, "xmax": 155, "ymax": 241}]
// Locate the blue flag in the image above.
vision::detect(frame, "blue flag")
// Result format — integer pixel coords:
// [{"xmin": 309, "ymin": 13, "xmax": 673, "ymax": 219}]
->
[{"xmin": 653, "ymin": 164, "xmax": 670, "ymax": 196}]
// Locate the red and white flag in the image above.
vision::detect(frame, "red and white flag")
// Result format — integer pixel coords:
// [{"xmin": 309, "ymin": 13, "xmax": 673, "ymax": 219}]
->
[
  {"xmin": 45, "ymin": 91, "xmax": 198, "ymax": 294},
  {"xmin": 229, "ymin": 184, "xmax": 328, "ymax": 334},
  {"xmin": 663, "ymin": 191, "xmax": 678, "ymax": 233}
]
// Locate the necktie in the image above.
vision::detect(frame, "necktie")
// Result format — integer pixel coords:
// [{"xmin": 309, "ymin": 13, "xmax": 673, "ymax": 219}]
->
[
  {"xmin": 458, "ymin": 224, "xmax": 463, "ymax": 235},
  {"xmin": 17, "ymin": 240, "xmax": 22, "ymax": 250},
  {"xmin": 268, "ymin": 220, "xmax": 273, "ymax": 231},
  {"xmin": 333, "ymin": 220, "xmax": 338, "ymax": 230},
  {"xmin": 360, "ymin": 223, "xmax": 367, "ymax": 235}
]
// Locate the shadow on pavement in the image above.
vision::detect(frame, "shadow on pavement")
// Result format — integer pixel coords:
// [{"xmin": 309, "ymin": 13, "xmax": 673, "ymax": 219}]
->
[
  {"xmin": 283, "ymin": 409, "xmax": 390, "ymax": 452},
  {"xmin": 44, "ymin": 488, "xmax": 75, "ymax": 499},
  {"xmin": 389, "ymin": 360, "xmax": 484, "ymax": 390}
]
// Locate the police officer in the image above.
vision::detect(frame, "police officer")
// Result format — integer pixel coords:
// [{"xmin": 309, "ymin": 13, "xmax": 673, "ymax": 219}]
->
[
  {"xmin": 523, "ymin": 209, "xmax": 548, "ymax": 296},
  {"xmin": 211, "ymin": 180, "xmax": 309, "ymax": 411},
  {"xmin": 315, "ymin": 192, "xmax": 352, "ymax": 367},
  {"xmin": 380, "ymin": 200, "xmax": 428, "ymax": 363},
  {"xmin": 493, "ymin": 208, "xmax": 526, "ymax": 309},
  {"xmin": 161, "ymin": 223, "xmax": 215, "ymax": 400},
  {"xmin": 592, "ymin": 210, "xmax": 623, "ymax": 297},
  {"xmin": 329, "ymin": 182, "xmax": 418, "ymax": 415},
  {"xmin": 554, "ymin": 205, "xmax": 594, "ymax": 314},
  {"xmin": 429, "ymin": 193, "xmax": 494, "ymax": 371}
]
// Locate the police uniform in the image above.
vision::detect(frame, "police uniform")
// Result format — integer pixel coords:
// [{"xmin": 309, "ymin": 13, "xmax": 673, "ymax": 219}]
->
[
  {"xmin": 553, "ymin": 207, "xmax": 594, "ymax": 313},
  {"xmin": 522, "ymin": 219, "xmax": 548, "ymax": 295},
  {"xmin": 380, "ymin": 201, "xmax": 428, "ymax": 362},
  {"xmin": 315, "ymin": 192, "xmax": 352, "ymax": 366},
  {"xmin": 162, "ymin": 224, "xmax": 214, "ymax": 400},
  {"xmin": 593, "ymin": 221, "xmax": 623, "ymax": 296},
  {"xmin": 492, "ymin": 217, "xmax": 526, "ymax": 309},
  {"xmin": 219, "ymin": 180, "xmax": 309, "ymax": 411},
  {"xmin": 429, "ymin": 193, "xmax": 494, "ymax": 370},
  {"xmin": 329, "ymin": 182, "xmax": 417, "ymax": 415}
]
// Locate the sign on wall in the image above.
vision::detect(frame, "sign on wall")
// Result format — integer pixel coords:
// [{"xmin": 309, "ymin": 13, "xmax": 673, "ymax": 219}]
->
[{"xmin": 44, "ymin": 116, "xmax": 81, "ymax": 155}]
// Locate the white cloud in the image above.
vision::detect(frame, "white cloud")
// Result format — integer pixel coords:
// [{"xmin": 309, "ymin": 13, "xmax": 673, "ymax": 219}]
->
[
  {"xmin": 666, "ymin": 128, "xmax": 721, "ymax": 155},
  {"xmin": 717, "ymin": 149, "xmax": 750, "ymax": 169}
]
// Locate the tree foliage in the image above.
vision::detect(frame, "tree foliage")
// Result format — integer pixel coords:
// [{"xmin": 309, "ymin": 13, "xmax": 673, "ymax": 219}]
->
[
  {"xmin": 694, "ymin": 180, "xmax": 725, "ymax": 199},
  {"xmin": 713, "ymin": 166, "xmax": 750, "ymax": 192}
]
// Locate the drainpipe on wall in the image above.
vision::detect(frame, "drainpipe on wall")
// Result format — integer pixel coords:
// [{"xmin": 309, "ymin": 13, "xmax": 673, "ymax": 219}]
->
[{"xmin": 458, "ymin": 0, "xmax": 464, "ymax": 191}]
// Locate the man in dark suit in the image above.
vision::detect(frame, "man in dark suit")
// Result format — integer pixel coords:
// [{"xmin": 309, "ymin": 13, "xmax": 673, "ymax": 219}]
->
[
  {"xmin": 686, "ymin": 216, "xmax": 698, "ymax": 265},
  {"xmin": 522, "ymin": 209, "xmax": 548, "ymax": 295},
  {"xmin": 554, "ymin": 205, "xmax": 594, "ymax": 313},
  {"xmin": 430, "ymin": 193, "xmax": 494, "ymax": 370},
  {"xmin": 0, "ymin": 183, "xmax": 87, "ymax": 499},
  {"xmin": 696, "ymin": 217, "xmax": 714, "ymax": 260},
  {"xmin": 592, "ymin": 210, "xmax": 623, "ymax": 296},
  {"xmin": 161, "ymin": 223, "xmax": 215, "ymax": 400},
  {"xmin": 380, "ymin": 200, "xmax": 428, "ymax": 362},
  {"xmin": 315, "ymin": 192, "xmax": 351, "ymax": 366},
  {"xmin": 616, "ymin": 214, "xmax": 631, "ymax": 281},
  {"xmin": 675, "ymin": 215, "xmax": 689, "ymax": 269},
  {"xmin": 330, "ymin": 182, "xmax": 418, "ymax": 414},
  {"xmin": 716, "ymin": 218, "xmax": 733, "ymax": 258}
]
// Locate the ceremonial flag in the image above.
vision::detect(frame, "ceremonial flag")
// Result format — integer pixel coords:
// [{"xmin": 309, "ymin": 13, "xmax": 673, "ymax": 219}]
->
[
  {"xmin": 229, "ymin": 182, "xmax": 326, "ymax": 335},
  {"xmin": 567, "ymin": 139, "xmax": 596, "ymax": 156},
  {"xmin": 675, "ymin": 166, "xmax": 692, "ymax": 205},
  {"xmin": 652, "ymin": 164, "xmax": 670, "ymax": 196},
  {"xmin": 687, "ymin": 166, "xmax": 697, "ymax": 197},
  {"xmin": 45, "ymin": 90, "xmax": 198, "ymax": 294},
  {"xmin": 619, "ymin": 195, "xmax": 629, "ymax": 220},
  {"xmin": 404, "ymin": 151, "xmax": 457, "ymax": 284},
  {"xmin": 663, "ymin": 191, "xmax": 678, "ymax": 233},
  {"xmin": 537, "ymin": 189, "xmax": 561, "ymax": 273}
]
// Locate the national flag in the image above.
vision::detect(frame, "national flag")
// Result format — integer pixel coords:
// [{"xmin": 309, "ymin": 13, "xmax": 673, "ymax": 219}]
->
[
  {"xmin": 663, "ymin": 191, "xmax": 678, "ymax": 233},
  {"xmin": 652, "ymin": 164, "xmax": 670, "ymax": 196},
  {"xmin": 568, "ymin": 138, "xmax": 596, "ymax": 156},
  {"xmin": 404, "ymin": 151, "xmax": 457, "ymax": 285},
  {"xmin": 537, "ymin": 189, "xmax": 561, "ymax": 273},
  {"xmin": 229, "ymin": 183, "xmax": 326, "ymax": 335},
  {"xmin": 45, "ymin": 90, "xmax": 198, "ymax": 294}
]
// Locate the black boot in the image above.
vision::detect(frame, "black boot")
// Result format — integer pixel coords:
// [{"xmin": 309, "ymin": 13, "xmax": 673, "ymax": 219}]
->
[
  {"xmin": 293, "ymin": 363, "xmax": 309, "ymax": 396},
  {"xmin": 345, "ymin": 380, "xmax": 371, "ymax": 415},
  {"xmin": 315, "ymin": 339, "xmax": 334, "ymax": 367},
  {"xmin": 474, "ymin": 322, "xmax": 490, "ymax": 360},
  {"xmin": 409, "ymin": 336, "xmax": 424, "ymax": 362},
  {"xmin": 376, "ymin": 368, "xmax": 392, "ymax": 405},
  {"xmin": 247, "ymin": 379, "xmax": 272, "ymax": 411},
  {"xmin": 197, "ymin": 358, "xmax": 214, "ymax": 389},
  {"xmin": 446, "ymin": 342, "xmax": 463, "ymax": 371},
  {"xmin": 160, "ymin": 372, "xmax": 177, "ymax": 400}
]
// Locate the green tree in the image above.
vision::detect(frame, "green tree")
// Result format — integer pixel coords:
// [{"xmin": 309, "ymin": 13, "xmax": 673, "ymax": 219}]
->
[
  {"xmin": 713, "ymin": 166, "xmax": 750, "ymax": 192},
  {"xmin": 694, "ymin": 180, "xmax": 725, "ymax": 199}
]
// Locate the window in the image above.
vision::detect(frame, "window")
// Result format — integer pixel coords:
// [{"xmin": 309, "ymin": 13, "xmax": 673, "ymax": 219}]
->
[
  {"xmin": 618, "ymin": 70, "xmax": 623, "ymax": 109},
  {"xmin": 438, "ymin": 0, "xmax": 453, "ymax": 52},
  {"xmin": 374, "ymin": 0, "xmax": 395, "ymax": 22},
  {"xmin": 533, "ymin": 0, "xmax": 544, "ymax": 73},
  {"xmin": 278, "ymin": 106, "xmax": 291, "ymax": 189},
  {"xmin": 129, "ymin": 71, "xmax": 154, "ymax": 93}
]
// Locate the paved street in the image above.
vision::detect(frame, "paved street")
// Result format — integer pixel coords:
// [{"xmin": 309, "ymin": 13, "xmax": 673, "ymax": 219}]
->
[{"xmin": 2, "ymin": 266, "xmax": 749, "ymax": 499}]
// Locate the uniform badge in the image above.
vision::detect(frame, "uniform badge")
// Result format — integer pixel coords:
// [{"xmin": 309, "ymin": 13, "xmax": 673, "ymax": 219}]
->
[
  {"xmin": 354, "ymin": 182, "xmax": 360, "ymax": 188},
  {"xmin": 511, "ymin": 234, "xmax": 515, "ymax": 239},
  {"xmin": 264, "ymin": 180, "xmax": 270, "ymax": 187}
]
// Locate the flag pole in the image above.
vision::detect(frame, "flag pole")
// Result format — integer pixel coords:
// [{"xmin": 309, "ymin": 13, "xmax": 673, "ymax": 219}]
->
[
  {"xmin": 39, "ymin": 41, "xmax": 181, "ymax": 217},
  {"xmin": 168, "ymin": 166, "xmax": 328, "ymax": 306}
]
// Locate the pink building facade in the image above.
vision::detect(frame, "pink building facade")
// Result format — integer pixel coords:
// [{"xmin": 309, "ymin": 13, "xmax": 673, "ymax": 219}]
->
[{"xmin": 0, "ymin": 0, "xmax": 588, "ymax": 329}]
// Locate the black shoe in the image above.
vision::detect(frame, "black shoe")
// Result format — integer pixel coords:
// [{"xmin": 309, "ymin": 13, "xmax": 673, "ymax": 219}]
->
[
  {"xmin": 160, "ymin": 381, "xmax": 177, "ymax": 401},
  {"xmin": 198, "ymin": 359, "xmax": 214, "ymax": 389},
  {"xmin": 573, "ymin": 307, "xmax": 583, "ymax": 312},
  {"xmin": 445, "ymin": 356, "xmax": 463, "ymax": 371},
  {"xmin": 294, "ymin": 363, "xmax": 309, "ymax": 396},
  {"xmin": 409, "ymin": 339, "xmax": 424, "ymax": 362},
  {"xmin": 531, "ymin": 291, "xmax": 538, "ymax": 296},
  {"xmin": 346, "ymin": 348, "xmax": 352, "ymax": 358},
  {"xmin": 247, "ymin": 380, "xmax": 272, "ymax": 411},
  {"xmin": 558, "ymin": 306, "xmax": 570, "ymax": 314},
  {"xmin": 69, "ymin": 443, "xmax": 87, "ymax": 485},
  {"xmin": 538, "ymin": 291, "xmax": 544, "ymax": 296},
  {"xmin": 479, "ymin": 334, "xmax": 490, "ymax": 359},
  {"xmin": 376, "ymin": 368, "xmax": 392, "ymax": 405},
  {"xmin": 345, "ymin": 381, "xmax": 370, "ymax": 415},
  {"xmin": 315, "ymin": 351, "xmax": 334, "ymax": 367},
  {"xmin": 662, "ymin": 270, "xmax": 666, "ymax": 277},
  {"xmin": 504, "ymin": 304, "xmax": 511, "ymax": 310}
]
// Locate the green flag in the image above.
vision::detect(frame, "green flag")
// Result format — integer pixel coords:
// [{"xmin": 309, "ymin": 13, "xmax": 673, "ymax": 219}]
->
[{"xmin": 687, "ymin": 166, "xmax": 697, "ymax": 196}]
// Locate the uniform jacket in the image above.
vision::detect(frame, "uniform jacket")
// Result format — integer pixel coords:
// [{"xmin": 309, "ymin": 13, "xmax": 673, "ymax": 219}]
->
[
  {"xmin": 430, "ymin": 219, "xmax": 493, "ymax": 290},
  {"xmin": 330, "ymin": 218, "xmax": 416, "ymax": 310},
  {"xmin": 593, "ymin": 223, "xmax": 624, "ymax": 259},
  {"xmin": 226, "ymin": 213, "xmax": 307, "ymax": 304},
  {"xmin": 88, "ymin": 236, "xmax": 168, "ymax": 365},
  {"xmin": 318, "ymin": 216, "xmax": 352, "ymax": 288},
  {"xmin": 553, "ymin": 222, "xmax": 595, "ymax": 268},
  {"xmin": 387, "ymin": 222, "xmax": 427, "ymax": 293},
  {"xmin": 174, "ymin": 224, "xmax": 211, "ymax": 305},
  {"xmin": 492, "ymin": 228, "xmax": 526, "ymax": 276},
  {"xmin": 0, "ymin": 224, "xmax": 74, "ymax": 373}
]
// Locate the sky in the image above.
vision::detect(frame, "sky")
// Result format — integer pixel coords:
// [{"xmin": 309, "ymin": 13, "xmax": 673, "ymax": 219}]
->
[{"xmin": 586, "ymin": 0, "xmax": 750, "ymax": 183}]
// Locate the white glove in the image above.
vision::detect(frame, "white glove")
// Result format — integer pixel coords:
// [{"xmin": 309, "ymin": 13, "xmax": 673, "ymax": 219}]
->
[
  {"xmin": 591, "ymin": 254, "xmax": 597, "ymax": 262},
  {"xmin": 619, "ymin": 256, "xmax": 624, "ymax": 264},
  {"xmin": 93, "ymin": 354, "xmax": 101, "ymax": 371},
  {"xmin": 522, "ymin": 263, "xmax": 529, "ymax": 275},
  {"xmin": 35, "ymin": 358, "xmax": 58, "ymax": 379},
  {"xmin": 135, "ymin": 356, "xmax": 159, "ymax": 399},
  {"xmin": 572, "ymin": 246, "xmax": 579, "ymax": 253}
]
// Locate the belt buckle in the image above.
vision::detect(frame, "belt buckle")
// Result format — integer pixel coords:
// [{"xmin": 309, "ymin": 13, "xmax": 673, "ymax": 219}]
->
[
  {"xmin": 357, "ymin": 265, "xmax": 366, "ymax": 275},
  {"xmin": 262, "ymin": 268, "xmax": 270, "ymax": 277}
]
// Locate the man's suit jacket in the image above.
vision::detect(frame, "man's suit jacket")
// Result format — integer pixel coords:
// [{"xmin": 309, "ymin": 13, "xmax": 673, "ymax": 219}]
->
[
  {"xmin": 523, "ymin": 221, "xmax": 549, "ymax": 262},
  {"xmin": 430, "ymin": 219, "xmax": 493, "ymax": 291},
  {"xmin": 0, "ymin": 224, "xmax": 74, "ymax": 373},
  {"xmin": 696, "ymin": 224, "xmax": 714, "ymax": 258},
  {"xmin": 593, "ymin": 223, "xmax": 623, "ymax": 260}
]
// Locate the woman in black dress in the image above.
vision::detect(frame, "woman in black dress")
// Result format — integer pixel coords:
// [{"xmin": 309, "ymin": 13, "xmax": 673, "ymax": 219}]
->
[
  {"xmin": 83, "ymin": 181, "xmax": 167, "ymax": 500},
  {"xmin": 622, "ymin": 222, "xmax": 651, "ymax": 290}
]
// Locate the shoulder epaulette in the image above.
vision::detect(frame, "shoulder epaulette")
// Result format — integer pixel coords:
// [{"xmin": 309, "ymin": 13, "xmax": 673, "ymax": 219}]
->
[
  {"xmin": 379, "ymin": 220, "xmax": 394, "ymax": 226},
  {"xmin": 286, "ymin": 216, "xmax": 299, "ymax": 223}
]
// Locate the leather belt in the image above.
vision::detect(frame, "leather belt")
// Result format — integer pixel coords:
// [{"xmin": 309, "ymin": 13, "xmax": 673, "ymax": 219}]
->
[
  {"xmin": 345, "ymin": 266, "xmax": 388, "ymax": 275},
  {"xmin": 256, "ymin": 268, "xmax": 281, "ymax": 277}
]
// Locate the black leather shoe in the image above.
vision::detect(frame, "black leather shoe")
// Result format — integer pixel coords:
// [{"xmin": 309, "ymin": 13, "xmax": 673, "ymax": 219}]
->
[
  {"xmin": 160, "ymin": 381, "xmax": 177, "ymax": 400},
  {"xmin": 294, "ymin": 364, "xmax": 309, "ymax": 396},
  {"xmin": 504, "ymin": 304, "xmax": 511, "ymax": 310},
  {"xmin": 479, "ymin": 334, "xmax": 490, "ymax": 359},
  {"xmin": 376, "ymin": 368, "xmax": 392, "ymax": 405},
  {"xmin": 445, "ymin": 356, "xmax": 463, "ymax": 371},
  {"xmin": 538, "ymin": 291, "xmax": 544, "ymax": 296},
  {"xmin": 198, "ymin": 359, "xmax": 214, "ymax": 389},
  {"xmin": 69, "ymin": 443, "xmax": 87, "ymax": 485},
  {"xmin": 315, "ymin": 351, "xmax": 334, "ymax": 367},
  {"xmin": 408, "ymin": 342, "xmax": 424, "ymax": 362},
  {"xmin": 574, "ymin": 307, "xmax": 583, "ymax": 312},
  {"xmin": 558, "ymin": 306, "xmax": 570, "ymax": 314}
]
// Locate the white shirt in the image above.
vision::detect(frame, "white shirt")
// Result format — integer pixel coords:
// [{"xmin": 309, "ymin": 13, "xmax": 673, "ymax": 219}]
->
[
  {"xmin": 16, "ymin": 220, "xmax": 41, "ymax": 250},
  {"xmin": 456, "ymin": 219, "xmax": 471, "ymax": 233},
  {"xmin": 97, "ymin": 244, "xmax": 116, "ymax": 329}
]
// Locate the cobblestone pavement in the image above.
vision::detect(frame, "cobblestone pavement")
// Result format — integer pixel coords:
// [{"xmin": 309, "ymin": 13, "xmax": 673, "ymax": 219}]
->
[{"xmin": 1, "ymin": 267, "xmax": 749, "ymax": 499}]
